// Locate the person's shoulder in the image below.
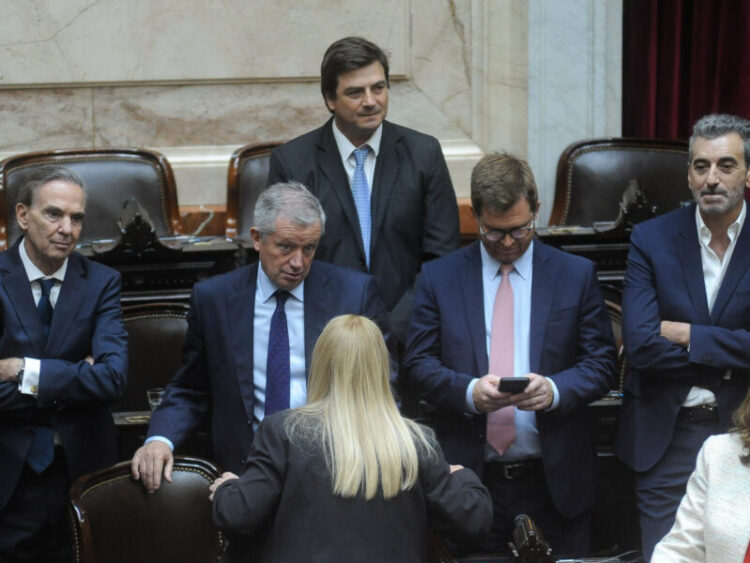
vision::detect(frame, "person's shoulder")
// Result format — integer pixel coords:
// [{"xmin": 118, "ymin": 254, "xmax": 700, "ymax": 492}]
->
[
  {"xmin": 72, "ymin": 251, "xmax": 121, "ymax": 282},
  {"xmin": 385, "ymin": 121, "xmax": 439, "ymax": 145},
  {"xmin": 704, "ymin": 432, "xmax": 745, "ymax": 458},
  {"xmin": 193, "ymin": 263, "xmax": 257, "ymax": 294},
  {"xmin": 424, "ymin": 243, "xmax": 476, "ymax": 272},
  {"xmin": 275, "ymin": 123, "xmax": 329, "ymax": 154},
  {"xmin": 307, "ymin": 260, "xmax": 372, "ymax": 288},
  {"xmin": 535, "ymin": 239, "xmax": 595, "ymax": 270},
  {"xmin": 632, "ymin": 205, "xmax": 692, "ymax": 238}
]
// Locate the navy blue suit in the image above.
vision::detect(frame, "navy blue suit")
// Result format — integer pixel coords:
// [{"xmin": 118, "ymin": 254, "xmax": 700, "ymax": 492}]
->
[
  {"xmin": 615, "ymin": 204, "xmax": 750, "ymax": 557},
  {"xmin": 0, "ymin": 241, "xmax": 128, "ymax": 557},
  {"xmin": 404, "ymin": 241, "xmax": 616, "ymax": 520},
  {"xmin": 147, "ymin": 260, "xmax": 391, "ymax": 474},
  {"xmin": 267, "ymin": 119, "xmax": 460, "ymax": 341}
]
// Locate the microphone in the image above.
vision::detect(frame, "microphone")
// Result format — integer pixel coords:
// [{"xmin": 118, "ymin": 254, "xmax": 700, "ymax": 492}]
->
[{"xmin": 508, "ymin": 514, "xmax": 554, "ymax": 563}]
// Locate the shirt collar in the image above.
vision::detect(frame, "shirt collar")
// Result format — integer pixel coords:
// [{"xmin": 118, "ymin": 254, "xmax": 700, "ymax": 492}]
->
[
  {"xmin": 331, "ymin": 119, "xmax": 382, "ymax": 159},
  {"xmin": 479, "ymin": 239, "xmax": 534, "ymax": 281},
  {"xmin": 256, "ymin": 261, "xmax": 305, "ymax": 303},
  {"xmin": 695, "ymin": 200, "xmax": 746, "ymax": 244},
  {"xmin": 18, "ymin": 237, "xmax": 68, "ymax": 283}
]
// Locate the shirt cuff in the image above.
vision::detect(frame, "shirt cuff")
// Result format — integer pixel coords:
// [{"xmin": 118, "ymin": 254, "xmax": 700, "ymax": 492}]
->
[
  {"xmin": 145, "ymin": 436, "xmax": 174, "ymax": 451},
  {"xmin": 19, "ymin": 357, "xmax": 41, "ymax": 396},
  {"xmin": 546, "ymin": 377, "xmax": 560, "ymax": 411},
  {"xmin": 465, "ymin": 379, "xmax": 480, "ymax": 414}
]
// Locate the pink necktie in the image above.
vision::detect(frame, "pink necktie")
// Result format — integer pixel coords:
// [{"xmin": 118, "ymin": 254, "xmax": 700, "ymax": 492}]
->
[{"xmin": 487, "ymin": 263, "xmax": 516, "ymax": 454}]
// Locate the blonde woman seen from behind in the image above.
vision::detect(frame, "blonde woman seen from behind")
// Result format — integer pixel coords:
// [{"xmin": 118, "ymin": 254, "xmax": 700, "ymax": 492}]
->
[{"xmin": 211, "ymin": 314, "xmax": 492, "ymax": 562}]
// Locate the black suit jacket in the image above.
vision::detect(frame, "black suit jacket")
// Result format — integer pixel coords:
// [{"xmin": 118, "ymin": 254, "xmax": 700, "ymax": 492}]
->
[
  {"xmin": 267, "ymin": 119, "xmax": 460, "ymax": 341},
  {"xmin": 212, "ymin": 411, "xmax": 492, "ymax": 563},
  {"xmin": 0, "ymin": 241, "xmax": 128, "ymax": 508},
  {"xmin": 147, "ymin": 260, "xmax": 391, "ymax": 473}
]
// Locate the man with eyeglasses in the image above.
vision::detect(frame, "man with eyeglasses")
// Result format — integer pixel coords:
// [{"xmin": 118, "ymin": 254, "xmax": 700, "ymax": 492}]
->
[{"xmin": 404, "ymin": 152, "xmax": 616, "ymax": 557}]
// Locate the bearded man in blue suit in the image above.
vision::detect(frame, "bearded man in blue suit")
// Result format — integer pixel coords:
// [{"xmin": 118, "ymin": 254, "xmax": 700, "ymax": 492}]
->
[
  {"xmin": 132, "ymin": 182, "xmax": 390, "ymax": 494},
  {"xmin": 404, "ymin": 153, "xmax": 616, "ymax": 557},
  {"xmin": 616, "ymin": 114, "xmax": 750, "ymax": 560},
  {"xmin": 0, "ymin": 167, "xmax": 128, "ymax": 562}
]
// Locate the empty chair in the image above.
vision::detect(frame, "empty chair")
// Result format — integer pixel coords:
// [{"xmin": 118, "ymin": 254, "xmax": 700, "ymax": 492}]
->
[
  {"xmin": 117, "ymin": 302, "xmax": 190, "ymax": 413},
  {"xmin": 69, "ymin": 456, "xmax": 223, "ymax": 563},
  {"xmin": 225, "ymin": 142, "xmax": 282, "ymax": 240},
  {"xmin": 0, "ymin": 148, "xmax": 183, "ymax": 250},
  {"xmin": 549, "ymin": 138, "xmax": 690, "ymax": 226}
]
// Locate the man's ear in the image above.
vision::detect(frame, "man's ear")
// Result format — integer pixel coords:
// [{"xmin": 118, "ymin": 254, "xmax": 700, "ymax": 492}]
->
[
  {"xmin": 250, "ymin": 227, "xmax": 262, "ymax": 252},
  {"xmin": 15, "ymin": 203, "xmax": 29, "ymax": 231}
]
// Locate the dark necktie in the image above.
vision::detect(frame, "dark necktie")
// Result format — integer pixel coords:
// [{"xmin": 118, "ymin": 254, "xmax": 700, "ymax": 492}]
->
[
  {"xmin": 264, "ymin": 291, "xmax": 290, "ymax": 416},
  {"xmin": 37, "ymin": 278, "xmax": 56, "ymax": 339},
  {"xmin": 27, "ymin": 278, "xmax": 56, "ymax": 473}
]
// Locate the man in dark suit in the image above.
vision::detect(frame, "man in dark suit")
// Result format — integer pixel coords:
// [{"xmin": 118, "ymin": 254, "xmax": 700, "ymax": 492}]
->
[
  {"xmin": 404, "ymin": 153, "xmax": 616, "ymax": 557},
  {"xmin": 267, "ymin": 36, "xmax": 460, "ymax": 344},
  {"xmin": 0, "ymin": 166, "xmax": 128, "ymax": 562},
  {"xmin": 616, "ymin": 113, "xmax": 750, "ymax": 560},
  {"xmin": 131, "ymin": 182, "xmax": 390, "ymax": 491}
]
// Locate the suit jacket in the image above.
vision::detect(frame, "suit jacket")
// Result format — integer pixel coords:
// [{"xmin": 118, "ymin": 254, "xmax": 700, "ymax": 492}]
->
[
  {"xmin": 146, "ymin": 260, "xmax": 391, "ymax": 473},
  {"xmin": 267, "ymin": 119, "xmax": 460, "ymax": 340},
  {"xmin": 615, "ymin": 204, "xmax": 750, "ymax": 472},
  {"xmin": 403, "ymin": 241, "xmax": 617, "ymax": 518},
  {"xmin": 0, "ymin": 241, "xmax": 128, "ymax": 508},
  {"xmin": 651, "ymin": 433, "xmax": 750, "ymax": 563},
  {"xmin": 212, "ymin": 411, "xmax": 492, "ymax": 563}
]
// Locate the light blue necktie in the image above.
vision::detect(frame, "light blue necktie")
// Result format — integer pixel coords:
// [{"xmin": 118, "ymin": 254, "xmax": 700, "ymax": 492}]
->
[{"xmin": 351, "ymin": 147, "xmax": 372, "ymax": 269}]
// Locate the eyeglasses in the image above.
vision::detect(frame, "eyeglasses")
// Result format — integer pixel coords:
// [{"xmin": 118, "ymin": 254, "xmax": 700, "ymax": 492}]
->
[{"xmin": 478, "ymin": 219, "xmax": 536, "ymax": 242}]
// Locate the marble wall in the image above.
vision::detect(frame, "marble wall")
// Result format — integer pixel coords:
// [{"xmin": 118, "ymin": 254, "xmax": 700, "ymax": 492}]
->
[{"xmin": 0, "ymin": 0, "xmax": 620, "ymax": 223}]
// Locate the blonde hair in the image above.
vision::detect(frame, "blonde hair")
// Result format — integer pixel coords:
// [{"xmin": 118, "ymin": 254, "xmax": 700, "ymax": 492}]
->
[
  {"xmin": 731, "ymin": 385, "xmax": 750, "ymax": 464},
  {"xmin": 286, "ymin": 315, "xmax": 435, "ymax": 499}
]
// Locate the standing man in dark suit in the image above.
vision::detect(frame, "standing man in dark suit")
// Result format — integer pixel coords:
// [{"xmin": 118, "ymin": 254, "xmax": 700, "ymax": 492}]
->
[
  {"xmin": 131, "ymin": 182, "xmax": 391, "ymax": 491},
  {"xmin": 267, "ymin": 36, "xmax": 460, "ymax": 344},
  {"xmin": 616, "ymin": 113, "xmax": 750, "ymax": 560},
  {"xmin": 0, "ymin": 166, "xmax": 128, "ymax": 562},
  {"xmin": 404, "ymin": 153, "xmax": 616, "ymax": 557}
]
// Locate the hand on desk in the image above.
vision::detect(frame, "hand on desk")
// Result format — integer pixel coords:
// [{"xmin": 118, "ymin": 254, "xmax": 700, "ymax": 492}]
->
[{"xmin": 131, "ymin": 440, "xmax": 173, "ymax": 493}]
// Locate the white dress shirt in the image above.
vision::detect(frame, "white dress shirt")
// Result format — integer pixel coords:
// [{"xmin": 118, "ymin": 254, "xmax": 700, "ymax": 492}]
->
[
  {"xmin": 331, "ymin": 119, "xmax": 382, "ymax": 193},
  {"xmin": 18, "ymin": 238, "xmax": 67, "ymax": 396},
  {"xmin": 465, "ymin": 241, "xmax": 560, "ymax": 462},
  {"xmin": 252, "ymin": 264, "xmax": 307, "ymax": 428},
  {"xmin": 684, "ymin": 201, "xmax": 746, "ymax": 407}
]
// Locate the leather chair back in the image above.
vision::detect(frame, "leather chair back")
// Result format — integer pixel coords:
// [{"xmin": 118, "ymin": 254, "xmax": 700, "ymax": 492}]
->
[
  {"xmin": 225, "ymin": 142, "xmax": 282, "ymax": 239},
  {"xmin": 0, "ymin": 148, "xmax": 182, "ymax": 250},
  {"xmin": 549, "ymin": 138, "xmax": 690, "ymax": 226},
  {"xmin": 69, "ymin": 456, "xmax": 223, "ymax": 563},
  {"xmin": 117, "ymin": 302, "xmax": 190, "ymax": 412}
]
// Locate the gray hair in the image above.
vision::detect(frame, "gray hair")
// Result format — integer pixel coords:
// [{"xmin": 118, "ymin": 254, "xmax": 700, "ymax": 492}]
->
[
  {"xmin": 17, "ymin": 165, "xmax": 86, "ymax": 207},
  {"xmin": 253, "ymin": 181, "xmax": 326, "ymax": 237},
  {"xmin": 689, "ymin": 114, "xmax": 750, "ymax": 166}
]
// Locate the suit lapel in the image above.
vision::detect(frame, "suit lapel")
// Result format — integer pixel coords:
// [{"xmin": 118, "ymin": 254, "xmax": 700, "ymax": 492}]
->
[
  {"xmin": 460, "ymin": 244, "xmax": 488, "ymax": 375},
  {"xmin": 46, "ymin": 253, "xmax": 86, "ymax": 354},
  {"xmin": 228, "ymin": 265, "xmax": 258, "ymax": 421},
  {"xmin": 529, "ymin": 242, "xmax": 554, "ymax": 374},
  {"xmin": 711, "ymin": 210, "xmax": 750, "ymax": 322},
  {"xmin": 0, "ymin": 246, "xmax": 45, "ymax": 350},
  {"xmin": 316, "ymin": 122, "xmax": 366, "ymax": 258},
  {"xmin": 676, "ymin": 207, "xmax": 711, "ymax": 322},
  {"xmin": 369, "ymin": 122, "xmax": 401, "ymax": 255},
  {"xmin": 302, "ymin": 263, "xmax": 332, "ymax": 376}
]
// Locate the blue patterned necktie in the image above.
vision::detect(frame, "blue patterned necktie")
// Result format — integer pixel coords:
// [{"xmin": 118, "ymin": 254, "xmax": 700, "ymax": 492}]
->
[
  {"xmin": 264, "ymin": 290, "xmax": 290, "ymax": 416},
  {"xmin": 351, "ymin": 146, "xmax": 372, "ymax": 269},
  {"xmin": 27, "ymin": 278, "xmax": 56, "ymax": 473}
]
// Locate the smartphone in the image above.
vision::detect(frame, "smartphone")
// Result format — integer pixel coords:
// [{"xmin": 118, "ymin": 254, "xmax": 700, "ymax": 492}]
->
[{"xmin": 498, "ymin": 376, "xmax": 530, "ymax": 394}]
